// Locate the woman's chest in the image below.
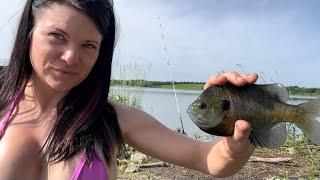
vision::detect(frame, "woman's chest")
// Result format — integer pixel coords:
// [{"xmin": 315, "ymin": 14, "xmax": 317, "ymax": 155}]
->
[
  {"xmin": 0, "ymin": 126, "xmax": 80, "ymax": 180},
  {"xmin": 0, "ymin": 125, "xmax": 44, "ymax": 179},
  {"xmin": 0, "ymin": 125, "xmax": 116, "ymax": 180}
]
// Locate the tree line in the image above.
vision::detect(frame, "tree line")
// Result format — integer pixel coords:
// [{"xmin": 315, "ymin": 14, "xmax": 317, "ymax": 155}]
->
[
  {"xmin": 111, "ymin": 79, "xmax": 320, "ymax": 95},
  {"xmin": 287, "ymin": 86, "xmax": 320, "ymax": 95},
  {"xmin": 111, "ymin": 79, "xmax": 204, "ymax": 88}
]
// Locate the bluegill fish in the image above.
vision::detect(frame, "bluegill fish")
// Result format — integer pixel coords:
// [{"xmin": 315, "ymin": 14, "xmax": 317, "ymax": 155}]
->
[{"xmin": 187, "ymin": 83, "xmax": 320, "ymax": 148}]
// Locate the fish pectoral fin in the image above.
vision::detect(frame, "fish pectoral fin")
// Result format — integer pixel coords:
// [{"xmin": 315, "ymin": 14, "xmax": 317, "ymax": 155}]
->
[
  {"xmin": 250, "ymin": 123, "xmax": 287, "ymax": 149},
  {"xmin": 260, "ymin": 83, "xmax": 289, "ymax": 103}
]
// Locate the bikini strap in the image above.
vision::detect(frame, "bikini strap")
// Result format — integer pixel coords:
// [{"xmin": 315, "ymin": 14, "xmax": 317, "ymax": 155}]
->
[
  {"xmin": 70, "ymin": 150, "xmax": 87, "ymax": 180},
  {"xmin": 0, "ymin": 81, "xmax": 27, "ymax": 138},
  {"xmin": 71, "ymin": 149, "xmax": 108, "ymax": 180}
]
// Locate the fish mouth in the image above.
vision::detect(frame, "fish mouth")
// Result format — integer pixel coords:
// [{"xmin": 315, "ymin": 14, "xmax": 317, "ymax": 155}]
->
[{"xmin": 186, "ymin": 109, "xmax": 221, "ymax": 130}]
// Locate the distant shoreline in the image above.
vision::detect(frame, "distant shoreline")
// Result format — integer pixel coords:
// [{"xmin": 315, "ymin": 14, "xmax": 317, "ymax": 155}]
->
[{"xmin": 111, "ymin": 80, "xmax": 320, "ymax": 96}]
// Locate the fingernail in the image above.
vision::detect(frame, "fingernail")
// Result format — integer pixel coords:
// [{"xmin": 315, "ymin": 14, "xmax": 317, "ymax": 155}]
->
[
  {"xmin": 235, "ymin": 121, "xmax": 242, "ymax": 130},
  {"xmin": 236, "ymin": 120, "xmax": 250, "ymax": 131}
]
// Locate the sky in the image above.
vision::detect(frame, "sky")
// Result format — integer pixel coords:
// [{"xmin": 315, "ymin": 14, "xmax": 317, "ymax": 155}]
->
[{"xmin": 0, "ymin": 0, "xmax": 319, "ymax": 87}]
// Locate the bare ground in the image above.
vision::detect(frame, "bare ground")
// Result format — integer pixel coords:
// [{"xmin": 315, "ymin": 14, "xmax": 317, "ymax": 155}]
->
[{"xmin": 118, "ymin": 146, "xmax": 320, "ymax": 180}]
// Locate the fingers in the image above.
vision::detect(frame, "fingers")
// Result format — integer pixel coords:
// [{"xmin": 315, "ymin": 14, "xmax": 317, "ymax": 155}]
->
[
  {"xmin": 222, "ymin": 120, "xmax": 255, "ymax": 159},
  {"xmin": 232, "ymin": 120, "xmax": 255, "ymax": 153},
  {"xmin": 204, "ymin": 72, "xmax": 258, "ymax": 90},
  {"xmin": 204, "ymin": 75, "xmax": 227, "ymax": 89},
  {"xmin": 244, "ymin": 73, "xmax": 258, "ymax": 84},
  {"xmin": 232, "ymin": 120, "xmax": 251, "ymax": 143}
]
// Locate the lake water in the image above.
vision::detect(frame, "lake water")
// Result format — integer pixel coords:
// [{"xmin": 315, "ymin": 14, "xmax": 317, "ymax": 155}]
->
[{"xmin": 110, "ymin": 86, "xmax": 319, "ymax": 140}]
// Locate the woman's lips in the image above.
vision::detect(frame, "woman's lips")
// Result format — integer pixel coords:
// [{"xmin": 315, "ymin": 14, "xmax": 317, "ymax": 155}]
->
[{"xmin": 52, "ymin": 67, "xmax": 78, "ymax": 75}]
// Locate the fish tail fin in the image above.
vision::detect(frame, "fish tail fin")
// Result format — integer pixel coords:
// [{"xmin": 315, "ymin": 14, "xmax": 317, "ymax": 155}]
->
[{"xmin": 295, "ymin": 97, "xmax": 320, "ymax": 145}]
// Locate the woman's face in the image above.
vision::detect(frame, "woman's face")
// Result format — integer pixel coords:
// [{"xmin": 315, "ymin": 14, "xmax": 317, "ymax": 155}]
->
[{"xmin": 29, "ymin": 3, "xmax": 102, "ymax": 92}]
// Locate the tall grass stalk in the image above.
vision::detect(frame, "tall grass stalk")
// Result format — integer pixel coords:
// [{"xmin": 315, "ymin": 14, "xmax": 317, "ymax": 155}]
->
[
  {"xmin": 109, "ymin": 62, "xmax": 150, "ymax": 173},
  {"xmin": 158, "ymin": 16, "xmax": 186, "ymax": 135},
  {"xmin": 109, "ymin": 62, "xmax": 150, "ymax": 108}
]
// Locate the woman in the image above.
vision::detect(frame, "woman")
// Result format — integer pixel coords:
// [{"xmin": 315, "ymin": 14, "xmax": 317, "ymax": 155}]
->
[{"xmin": 0, "ymin": 0, "xmax": 257, "ymax": 179}]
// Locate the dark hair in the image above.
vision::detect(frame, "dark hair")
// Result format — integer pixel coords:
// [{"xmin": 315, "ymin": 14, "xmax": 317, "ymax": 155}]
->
[{"xmin": 0, "ymin": 0, "xmax": 123, "ymax": 165}]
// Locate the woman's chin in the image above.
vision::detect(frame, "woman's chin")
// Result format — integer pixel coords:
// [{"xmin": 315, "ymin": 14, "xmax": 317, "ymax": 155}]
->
[{"xmin": 48, "ymin": 81, "xmax": 76, "ymax": 92}]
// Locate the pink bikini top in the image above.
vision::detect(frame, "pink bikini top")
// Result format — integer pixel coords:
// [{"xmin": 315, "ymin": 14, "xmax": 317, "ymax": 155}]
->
[{"xmin": 0, "ymin": 83, "xmax": 109, "ymax": 180}]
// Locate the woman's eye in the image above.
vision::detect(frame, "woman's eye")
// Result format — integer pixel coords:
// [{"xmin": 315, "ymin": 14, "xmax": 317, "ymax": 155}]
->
[
  {"xmin": 83, "ymin": 44, "xmax": 97, "ymax": 49},
  {"xmin": 50, "ymin": 33, "xmax": 65, "ymax": 41}
]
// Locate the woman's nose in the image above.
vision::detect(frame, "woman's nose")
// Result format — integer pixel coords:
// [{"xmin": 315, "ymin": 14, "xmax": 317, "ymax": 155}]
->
[{"xmin": 61, "ymin": 45, "xmax": 79, "ymax": 65}]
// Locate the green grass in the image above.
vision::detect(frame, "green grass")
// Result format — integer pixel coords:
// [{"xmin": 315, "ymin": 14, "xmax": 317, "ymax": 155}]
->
[
  {"xmin": 289, "ymin": 92, "xmax": 320, "ymax": 96},
  {"xmin": 255, "ymin": 135, "xmax": 320, "ymax": 178},
  {"xmin": 157, "ymin": 83, "xmax": 204, "ymax": 90}
]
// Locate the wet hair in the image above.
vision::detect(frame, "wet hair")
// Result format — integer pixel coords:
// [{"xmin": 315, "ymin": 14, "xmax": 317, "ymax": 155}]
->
[{"xmin": 0, "ymin": 0, "xmax": 123, "ymax": 165}]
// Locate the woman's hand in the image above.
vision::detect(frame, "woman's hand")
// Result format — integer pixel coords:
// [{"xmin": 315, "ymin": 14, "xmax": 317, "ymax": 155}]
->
[
  {"xmin": 203, "ymin": 71, "xmax": 257, "ymax": 177},
  {"xmin": 204, "ymin": 71, "xmax": 258, "ymax": 89}
]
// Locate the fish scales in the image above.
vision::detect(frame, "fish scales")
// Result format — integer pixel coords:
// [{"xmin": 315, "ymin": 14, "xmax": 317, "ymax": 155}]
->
[{"xmin": 223, "ymin": 84, "xmax": 302, "ymax": 124}]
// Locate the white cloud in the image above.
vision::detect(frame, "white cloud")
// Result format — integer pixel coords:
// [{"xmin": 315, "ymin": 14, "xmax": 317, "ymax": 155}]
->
[
  {"xmin": 1, "ymin": 0, "xmax": 319, "ymax": 87},
  {"xmin": 113, "ymin": 1, "xmax": 320, "ymax": 87}
]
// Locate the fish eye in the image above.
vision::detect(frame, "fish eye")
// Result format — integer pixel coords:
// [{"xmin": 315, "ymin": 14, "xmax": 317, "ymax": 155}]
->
[
  {"xmin": 220, "ymin": 100, "xmax": 230, "ymax": 110},
  {"xmin": 198, "ymin": 102, "xmax": 207, "ymax": 110}
]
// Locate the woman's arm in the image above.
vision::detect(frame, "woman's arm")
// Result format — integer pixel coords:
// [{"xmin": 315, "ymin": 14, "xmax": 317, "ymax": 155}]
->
[{"xmin": 113, "ymin": 72, "xmax": 257, "ymax": 177}]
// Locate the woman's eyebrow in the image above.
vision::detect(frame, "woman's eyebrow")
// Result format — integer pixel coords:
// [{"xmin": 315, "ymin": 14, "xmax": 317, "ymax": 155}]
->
[
  {"xmin": 84, "ymin": 40, "xmax": 100, "ymax": 45},
  {"xmin": 49, "ymin": 27, "xmax": 68, "ymax": 36}
]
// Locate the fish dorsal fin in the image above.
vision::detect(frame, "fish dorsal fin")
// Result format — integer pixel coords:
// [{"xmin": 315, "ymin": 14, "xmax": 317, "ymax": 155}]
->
[
  {"xmin": 260, "ymin": 83, "xmax": 289, "ymax": 103},
  {"xmin": 250, "ymin": 123, "xmax": 287, "ymax": 149}
]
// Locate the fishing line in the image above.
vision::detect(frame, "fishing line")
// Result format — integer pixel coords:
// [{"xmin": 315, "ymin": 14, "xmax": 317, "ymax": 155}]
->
[
  {"xmin": 0, "ymin": 6, "xmax": 24, "ymax": 66},
  {"xmin": 157, "ymin": 16, "xmax": 186, "ymax": 135},
  {"xmin": 0, "ymin": 7, "xmax": 23, "ymax": 31}
]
